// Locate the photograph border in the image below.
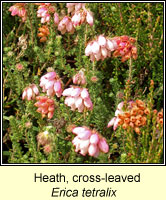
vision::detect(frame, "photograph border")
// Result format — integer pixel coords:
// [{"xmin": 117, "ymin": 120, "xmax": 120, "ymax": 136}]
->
[{"xmin": 1, "ymin": 0, "xmax": 165, "ymax": 166}]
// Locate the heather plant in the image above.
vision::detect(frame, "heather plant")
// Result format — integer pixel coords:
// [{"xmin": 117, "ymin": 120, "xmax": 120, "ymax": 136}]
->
[{"xmin": 3, "ymin": 3, "xmax": 164, "ymax": 164}]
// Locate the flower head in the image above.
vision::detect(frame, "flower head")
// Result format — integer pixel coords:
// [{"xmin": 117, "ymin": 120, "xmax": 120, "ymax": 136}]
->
[
  {"xmin": 112, "ymin": 35, "xmax": 138, "ymax": 62},
  {"xmin": 9, "ymin": 3, "xmax": 27, "ymax": 22},
  {"xmin": 37, "ymin": 25, "xmax": 50, "ymax": 42},
  {"xmin": 37, "ymin": 130, "xmax": 51, "ymax": 146},
  {"xmin": 72, "ymin": 126, "xmax": 109, "ymax": 157},
  {"xmin": 85, "ymin": 35, "xmax": 117, "ymax": 61},
  {"xmin": 58, "ymin": 16, "xmax": 75, "ymax": 34},
  {"xmin": 62, "ymin": 86, "xmax": 93, "ymax": 112},
  {"xmin": 73, "ymin": 70, "xmax": 86, "ymax": 85},
  {"xmin": 34, "ymin": 96, "xmax": 55, "ymax": 119},
  {"xmin": 40, "ymin": 71, "xmax": 63, "ymax": 97},
  {"xmin": 22, "ymin": 84, "xmax": 39, "ymax": 101},
  {"xmin": 66, "ymin": 3, "xmax": 85, "ymax": 15},
  {"xmin": 36, "ymin": 3, "xmax": 56, "ymax": 24}
]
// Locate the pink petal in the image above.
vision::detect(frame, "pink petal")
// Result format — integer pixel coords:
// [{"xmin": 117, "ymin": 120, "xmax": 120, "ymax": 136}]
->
[
  {"xmin": 81, "ymin": 88, "xmax": 89, "ymax": 99},
  {"xmin": 115, "ymin": 109, "xmax": 123, "ymax": 117},
  {"xmin": 90, "ymin": 134, "xmax": 99, "ymax": 145},
  {"xmin": 117, "ymin": 101, "xmax": 124, "ymax": 110},
  {"xmin": 22, "ymin": 90, "xmax": 27, "ymax": 100},
  {"xmin": 45, "ymin": 80, "xmax": 55, "ymax": 90},
  {"xmin": 54, "ymin": 80, "xmax": 61, "ymax": 92},
  {"xmin": 107, "ymin": 117, "xmax": 116, "ymax": 128},
  {"xmin": 88, "ymin": 144, "xmax": 98, "ymax": 156},
  {"xmin": 84, "ymin": 97, "xmax": 93, "ymax": 108},
  {"xmin": 98, "ymin": 35, "xmax": 106, "ymax": 47},
  {"xmin": 45, "ymin": 72, "xmax": 56, "ymax": 80},
  {"xmin": 66, "ymin": 21, "xmax": 73, "ymax": 32},
  {"xmin": 32, "ymin": 85, "xmax": 39, "ymax": 95},
  {"xmin": 113, "ymin": 118, "xmax": 120, "ymax": 130},
  {"xmin": 54, "ymin": 13, "xmax": 59, "ymax": 24},
  {"xmin": 92, "ymin": 41, "xmax": 100, "ymax": 54},
  {"xmin": 86, "ymin": 11, "xmax": 93, "ymax": 26},
  {"xmin": 77, "ymin": 103, "xmax": 84, "ymax": 112},
  {"xmin": 71, "ymin": 87, "xmax": 81, "ymax": 97},
  {"xmin": 79, "ymin": 139, "xmax": 90, "ymax": 149},
  {"xmin": 72, "ymin": 127, "xmax": 86, "ymax": 135},
  {"xmin": 85, "ymin": 44, "xmax": 92, "ymax": 56},
  {"xmin": 77, "ymin": 129, "xmax": 91, "ymax": 140},
  {"xmin": 62, "ymin": 87, "xmax": 73, "ymax": 96},
  {"xmin": 27, "ymin": 88, "xmax": 33, "ymax": 100},
  {"xmin": 75, "ymin": 97, "xmax": 83, "ymax": 108},
  {"xmin": 98, "ymin": 138, "xmax": 109, "ymax": 153},
  {"xmin": 101, "ymin": 47, "xmax": 108, "ymax": 58},
  {"xmin": 66, "ymin": 97, "xmax": 75, "ymax": 107},
  {"xmin": 106, "ymin": 39, "xmax": 115, "ymax": 51}
]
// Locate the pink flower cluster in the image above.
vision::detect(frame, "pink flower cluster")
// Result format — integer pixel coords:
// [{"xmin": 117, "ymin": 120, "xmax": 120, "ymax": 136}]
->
[
  {"xmin": 71, "ymin": 8, "xmax": 94, "ymax": 27},
  {"xmin": 9, "ymin": 3, "xmax": 27, "ymax": 22},
  {"xmin": 66, "ymin": 3, "xmax": 85, "ymax": 14},
  {"xmin": 85, "ymin": 35, "xmax": 138, "ymax": 62},
  {"xmin": 22, "ymin": 84, "xmax": 39, "ymax": 101},
  {"xmin": 112, "ymin": 35, "xmax": 138, "ymax": 62},
  {"xmin": 40, "ymin": 71, "xmax": 63, "ymax": 97},
  {"xmin": 36, "ymin": 3, "xmax": 58, "ymax": 24},
  {"xmin": 62, "ymin": 86, "xmax": 93, "ymax": 112},
  {"xmin": 73, "ymin": 70, "xmax": 86, "ymax": 85},
  {"xmin": 107, "ymin": 101, "xmax": 133, "ymax": 130},
  {"xmin": 34, "ymin": 96, "xmax": 55, "ymax": 119},
  {"xmin": 58, "ymin": 3, "xmax": 93, "ymax": 34},
  {"xmin": 21, "ymin": 70, "xmax": 62, "ymax": 119},
  {"xmin": 85, "ymin": 35, "xmax": 118, "ymax": 61},
  {"xmin": 72, "ymin": 126, "xmax": 109, "ymax": 157},
  {"xmin": 58, "ymin": 16, "xmax": 75, "ymax": 34}
]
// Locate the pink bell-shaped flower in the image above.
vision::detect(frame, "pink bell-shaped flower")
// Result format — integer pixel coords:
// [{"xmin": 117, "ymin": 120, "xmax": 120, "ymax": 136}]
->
[
  {"xmin": 22, "ymin": 84, "xmax": 39, "ymax": 101},
  {"xmin": 40, "ymin": 71, "xmax": 63, "ymax": 97}
]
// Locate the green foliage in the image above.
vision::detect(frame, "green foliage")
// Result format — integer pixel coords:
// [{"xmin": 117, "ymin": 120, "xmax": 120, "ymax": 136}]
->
[{"xmin": 3, "ymin": 3, "xmax": 163, "ymax": 164}]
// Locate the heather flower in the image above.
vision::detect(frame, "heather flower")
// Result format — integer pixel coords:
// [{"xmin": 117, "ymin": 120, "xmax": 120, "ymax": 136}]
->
[
  {"xmin": 85, "ymin": 35, "xmax": 117, "ymax": 61},
  {"xmin": 72, "ymin": 126, "xmax": 109, "ymax": 157},
  {"xmin": 25, "ymin": 122, "xmax": 32, "ymax": 128},
  {"xmin": 36, "ymin": 3, "xmax": 56, "ymax": 24},
  {"xmin": 85, "ymin": 35, "xmax": 137, "ymax": 62},
  {"xmin": 40, "ymin": 71, "xmax": 63, "ymax": 97},
  {"xmin": 112, "ymin": 35, "xmax": 138, "ymax": 62},
  {"xmin": 58, "ymin": 16, "xmax": 75, "ymax": 34},
  {"xmin": 66, "ymin": 3, "xmax": 85, "ymax": 15},
  {"xmin": 37, "ymin": 130, "xmax": 51, "ymax": 146},
  {"xmin": 107, "ymin": 101, "xmax": 124, "ymax": 130},
  {"xmin": 16, "ymin": 63, "xmax": 24, "ymax": 71},
  {"xmin": 43, "ymin": 144, "xmax": 52, "ymax": 154},
  {"xmin": 73, "ymin": 70, "xmax": 86, "ymax": 85},
  {"xmin": 22, "ymin": 84, "xmax": 39, "ymax": 101},
  {"xmin": 91, "ymin": 76, "xmax": 98, "ymax": 83},
  {"xmin": 156, "ymin": 109, "xmax": 163, "ymax": 128},
  {"xmin": 62, "ymin": 86, "xmax": 93, "ymax": 112},
  {"xmin": 86, "ymin": 9, "xmax": 94, "ymax": 26},
  {"xmin": 71, "ymin": 8, "xmax": 94, "ymax": 27},
  {"xmin": 9, "ymin": 3, "xmax": 27, "ymax": 22},
  {"xmin": 37, "ymin": 25, "xmax": 50, "ymax": 42},
  {"xmin": 108, "ymin": 100, "xmax": 151, "ymax": 134},
  {"xmin": 34, "ymin": 96, "xmax": 55, "ymax": 119},
  {"xmin": 54, "ymin": 12, "xmax": 59, "ymax": 25}
]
